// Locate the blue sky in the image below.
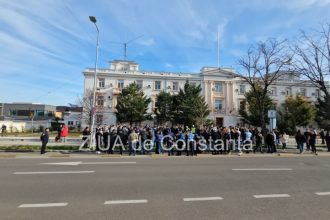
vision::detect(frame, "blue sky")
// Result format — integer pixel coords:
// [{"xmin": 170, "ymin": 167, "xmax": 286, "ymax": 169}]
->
[{"xmin": 1, "ymin": 0, "xmax": 330, "ymax": 106}]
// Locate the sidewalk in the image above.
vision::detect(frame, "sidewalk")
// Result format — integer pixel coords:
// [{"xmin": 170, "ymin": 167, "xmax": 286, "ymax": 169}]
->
[{"xmin": 1, "ymin": 150, "xmax": 330, "ymax": 159}]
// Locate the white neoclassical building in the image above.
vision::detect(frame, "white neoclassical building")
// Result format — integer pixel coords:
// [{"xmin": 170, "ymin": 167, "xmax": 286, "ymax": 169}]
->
[{"xmin": 83, "ymin": 60, "xmax": 329, "ymax": 127}]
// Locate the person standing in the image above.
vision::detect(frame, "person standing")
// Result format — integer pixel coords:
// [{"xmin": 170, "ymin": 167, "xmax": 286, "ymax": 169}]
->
[
  {"xmin": 82, "ymin": 127, "xmax": 90, "ymax": 148},
  {"xmin": 266, "ymin": 131, "xmax": 274, "ymax": 153},
  {"xmin": 40, "ymin": 128, "xmax": 49, "ymax": 154},
  {"xmin": 295, "ymin": 130, "xmax": 305, "ymax": 154},
  {"xmin": 304, "ymin": 130, "xmax": 311, "ymax": 151},
  {"xmin": 56, "ymin": 124, "xmax": 62, "ymax": 142},
  {"xmin": 128, "ymin": 128, "xmax": 138, "ymax": 156},
  {"xmin": 254, "ymin": 129, "xmax": 263, "ymax": 153},
  {"xmin": 187, "ymin": 129, "xmax": 195, "ymax": 156},
  {"xmin": 325, "ymin": 130, "xmax": 330, "ymax": 152},
  {"xmin": 310, "ymin": 129, "xmax": 317, "ymax": 155},
  {"xmin": 280, "ymin": 132, "xmax": 289, "ymax": 149},
  {"xmin": 60, "ymin": 124, "xmax": 69, "ymax": 143},
  {"xmin": 1, "ymin": 124, "xmax": 6, "ymax": 136},
  {"xmin": 320, "ymin": 129, "xmax": 325, "ymax": 145}
]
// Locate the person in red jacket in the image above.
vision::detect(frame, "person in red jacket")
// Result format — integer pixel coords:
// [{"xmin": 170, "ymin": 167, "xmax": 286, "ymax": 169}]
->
[{"xmin": 60, "ymin": 124, "xmax": 69, "ymax": 143}]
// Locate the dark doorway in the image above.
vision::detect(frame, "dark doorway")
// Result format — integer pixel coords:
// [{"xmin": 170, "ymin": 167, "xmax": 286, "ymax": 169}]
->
[{"xmin": 216, "ymin": 117, "xmax": 223, "ymax": 127}]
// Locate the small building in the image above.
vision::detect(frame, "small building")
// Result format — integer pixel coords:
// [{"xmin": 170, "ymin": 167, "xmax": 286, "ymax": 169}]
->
[
  {"xmin": 2, "ymin": 103, "xmax": 56, "ymax": 121},
  {"xmin": 56, "ymin": 106, "xmax": 82, "ymax": 130}
]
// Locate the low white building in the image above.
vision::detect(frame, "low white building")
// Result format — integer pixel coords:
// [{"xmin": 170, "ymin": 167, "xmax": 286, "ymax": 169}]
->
[{"xmin": 83, "ymin": 60, "xmax": 329, "ymax": 127}]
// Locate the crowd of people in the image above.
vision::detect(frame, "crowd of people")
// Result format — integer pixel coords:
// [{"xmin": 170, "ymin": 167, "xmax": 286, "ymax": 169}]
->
[{"xmin": 79, "ymin": 124, "xmax": 330, "ymax": 156}]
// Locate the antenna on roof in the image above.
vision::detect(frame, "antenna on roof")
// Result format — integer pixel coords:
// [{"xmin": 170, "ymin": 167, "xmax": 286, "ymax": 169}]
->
[
  {"xmin": 105, "ymin": 35, "xmax": 143, "ymax": 60},
  {"xmin": 123, "ymin": 35, "xmax": 143, "ymax": 60}
]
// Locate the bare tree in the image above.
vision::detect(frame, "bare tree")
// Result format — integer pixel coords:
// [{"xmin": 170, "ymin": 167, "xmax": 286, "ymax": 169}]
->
[
  {"xmin": 77, "ymin": 89, "xmax": 93, "ymax": 128},
  {"xmin": 237, "ymin": 38, "xmax": 292, "ymax": 133},
  {"xmin": 293, "ymin": 23, "xmax": 330, "ymax": 98},
  {"xmin": 77, "ymin": 89, "xmax": 105, "ymax": 128}
]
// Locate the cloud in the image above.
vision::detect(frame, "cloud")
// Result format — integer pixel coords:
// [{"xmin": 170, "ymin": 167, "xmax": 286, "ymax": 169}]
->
[
  {"xmin": 232, "ymin": 34, "xmax": 249, "ymax": 45},
  {"xmin": 165, "ymin": 63, "xmax": 173, "ymax": 68},
  {"xmin": 1, "ymin": 0, "xmax": 330, "ymax": 105},
  {"xmin": 138, "ymin": 38, "xmax": 155, "ymax": 46}
]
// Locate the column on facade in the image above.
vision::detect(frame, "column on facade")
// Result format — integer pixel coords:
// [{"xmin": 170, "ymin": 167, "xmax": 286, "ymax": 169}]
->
[
  {"xmin": 203, "ymin": 81, "xmax": 209, "ymax": 110},
  {"xmin": 228, "ymin": 81, "xmax": 233, "ymax": 114},
  {"xmin": 209, "ymin": 81, "xmax": 213, "ymax": 113},
  {"xmin": 225, "ymin": 81, "xmax": 230, "ymax": 114}
]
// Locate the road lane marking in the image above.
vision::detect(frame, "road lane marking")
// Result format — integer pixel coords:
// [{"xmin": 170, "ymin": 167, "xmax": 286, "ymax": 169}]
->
[
  {"xmin": 315, "ymin": 192, "xmax": 330, "ymax": 196},
  {"xmin": 41, "ymin": 162, "xmax": 82, "ymax": 166},
  {"xmin": 14, "ymin": 171, "xmax": 95, "ymax": 175},
  {"xmin": 18, "ymin": 203, "xmax": 68, "ymax": 208},
  {"xmin": 254, "ymin": 194, "xmax": 290, "ymax": 199},
  {"xmin": 41, "ymin": 161, "xmax": 136, "ymax": 166},
  {"xmin": 83, "ymin": 161, "xmax": 137, "ymax": 165},
  {"xmin": 104, "ymin": 200, "xmax": 148, "ymax": 205},
  {"xmin": 232, "ymin": 168, "xmax": 292, "ymax": 171},
  {"xmin": 183, "ymin": 197, "xmax": 223, "ymax": 202}
]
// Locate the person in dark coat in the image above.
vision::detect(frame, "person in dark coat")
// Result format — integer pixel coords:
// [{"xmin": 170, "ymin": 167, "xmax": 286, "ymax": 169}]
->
[
  {"xmin": 310, "ymin": 129, "xmax": 317, "ymax": 155},
  {"xmin": 295, "ymin": 130, "xmax": 306, "ymax": 154},
  {"xmin": 40, "ymin": 128, "xmax": 49, "ymax": 154},
  {"xmin": 82, "ymin": 127, "xmax": 90, "ymax": 148},
  {"xmin": 320, "ymin": 129, "xmax": 325, "ymax": 145},
  {"xmin": 325, "ymin": 130, "xmax": 330, "ymax": 152},
  {"xmin": 266, "ymin": 131, "xmax": 275, "ymax": 153}
]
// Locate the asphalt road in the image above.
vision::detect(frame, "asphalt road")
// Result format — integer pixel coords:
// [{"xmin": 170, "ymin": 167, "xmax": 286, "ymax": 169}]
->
[{"xmin": 1, "ymin": 156, "xmax": 330, "ymax": 220}]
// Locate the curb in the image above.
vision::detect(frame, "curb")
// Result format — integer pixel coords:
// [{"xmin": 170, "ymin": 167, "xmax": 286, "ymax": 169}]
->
[
  {"xmin": 100, "ymin": 154, "xmax": 122, "ymax": 158},
  {"xmin": 0, "ymin": 154, "xmax": 16, "ymax": 158},
  {"xmin": 48, "ymin": 154, "xmax": 70, "ymax": 158}
]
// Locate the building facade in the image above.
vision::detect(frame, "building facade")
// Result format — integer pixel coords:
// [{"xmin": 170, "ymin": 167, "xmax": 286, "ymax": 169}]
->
[
  {"xmin": 83, "ymin": 60, "xmax": 329, "ymax": 127},
  {"xmin": 56, "ymin": 106, "xmax": 82, "ymax": 129},
  {"xmin": 2, "ymin": 103, "xmax": 56, "ymax": 121}
]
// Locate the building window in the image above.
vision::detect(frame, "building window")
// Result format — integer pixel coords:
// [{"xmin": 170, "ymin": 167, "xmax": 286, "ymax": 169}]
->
[
  {"xmin": 299, "ymin": 88, "xmax": 306, "ymax": 96},
  {"xmin": 285, "ymin": 87, "xmax": 292, "ymax": 96},
  {"xmin": 173, "ymin": 82, "xmax": 179, "ymax": 91},
  {"xmin": 98, "ymin": 78, "xmax": 105, "ymax": 88},
  {"xmin": 118, "ymin": 79, "xmax": 124, "ymax": 89},
  {"xmin": 214, "ymin": 99, "xmax": 223, "ymax": 110},
  {"xmin": 68, "ymin": 121, "xmax": 74, "ymax": 126},
  {"xmin": 214, "ymin": 82, "xmax": 222, "ymax": 93},
  {"xmin": 239, "ymin": 85, "xmax": 246, "ymax": 94},
  {"xmin": 96, "ymin": 115, "xmax": 103, "ymax": 125},
  {"xmin": 96, "ymin": 96, "xmax": 104, "ymax": 106},
  {"xmin": 35, "ymin": 110, "xmax": 45, "ymax": 117},
  {"xmin": 136, "ymin": 80, "xmax": 143, "ymax": 89},
  {"xmin": 268, "ymin": 87, "xmax": 277, "ymax": 96},
  {"xmin": 155, "ymin": 81, "xmax": 161, "ymax": 90},
  {"xmin": 315, "ymin": 89, "xmax": 320, "ymax": 98},
  {"xmin": 238, "ymin": 100, "xmax": 245, "ymax": 111}
]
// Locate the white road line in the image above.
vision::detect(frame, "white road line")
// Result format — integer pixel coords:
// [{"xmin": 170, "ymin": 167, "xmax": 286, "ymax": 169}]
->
[
  {"xmin": 232, "ymin": 168, "xmax": 292, "ymax": 171},
  {"xmin": 41, "ymin": 162, "xmax": 82, "ymax": 166},
  {"xmin": 254, "ymin": 194, "xmax": 290, "ymax": 199},
  {"xmin": 183, "ymin": 197, "xmax": 223, "ymax": 202},
  {"xmin": 83, "ymin": 162, "xmax": 136, "ymax": 165},
  {"xmin": 18, "ymin": 203, "xmax": 68, "ymax": 208},
  {"xmin": 40, "ymin": 161, "xmax": 136, "ymax": 166},
  {"xmin": 315, "ymin": 192, "xmax": 330, "ymax": 196},
  {"xmin": 104, "ymin": 200, "xmax": 148, "ymax": 205},
  {"xmin": 13, "ymin": 171, "xmax": 95, "ymax": 175}
]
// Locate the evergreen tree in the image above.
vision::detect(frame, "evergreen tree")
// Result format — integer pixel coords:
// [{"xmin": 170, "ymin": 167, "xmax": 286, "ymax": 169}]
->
[
  {"xmin": 239, "ymin": 85, "xmax": 274, "ymax": 127},
  {"xmin": 315, "ymin": 96, "xmax": 330, "ymax": 130},
  {"xmin": 115, "ymin": 82, "xmax": 151, "ymax": 126},
  {"xmin": 154, "ymin": 91, "xmax": 173, "ymax": 125},
  {"xmin": 277, "ymin": 95, "xmax": 316, "ymax": 134},
  {"xmin": 172, "ymin": 81, "xmax": 209, "ymax": 127}
]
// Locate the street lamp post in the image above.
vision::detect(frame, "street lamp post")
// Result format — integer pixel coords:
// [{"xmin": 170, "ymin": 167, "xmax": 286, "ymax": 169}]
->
[{"xmin": 89, "ymin": 16, "xmax": 99, "ymax": 149}]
